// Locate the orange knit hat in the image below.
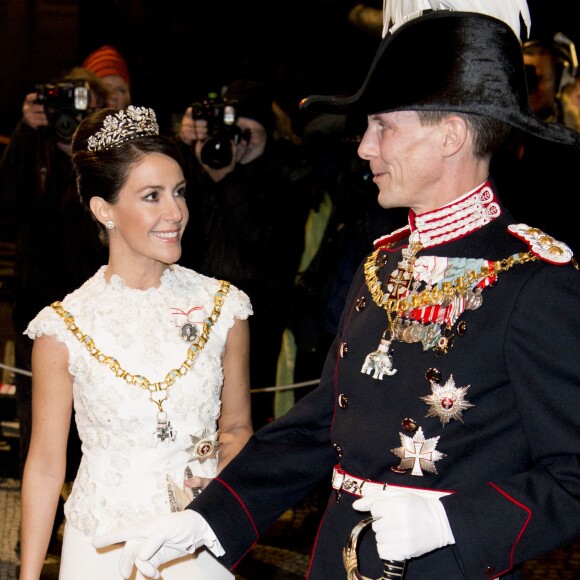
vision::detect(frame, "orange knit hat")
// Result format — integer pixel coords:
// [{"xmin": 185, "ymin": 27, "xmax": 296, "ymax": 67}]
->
[{"xmin": 82, "ymin": 45, "xmax": 130, "ymax": 86}]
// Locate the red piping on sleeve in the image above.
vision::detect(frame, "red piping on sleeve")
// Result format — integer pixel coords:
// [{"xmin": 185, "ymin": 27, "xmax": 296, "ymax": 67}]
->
[
  {"xmin": 214, "ymin": 477, "xmax": 259, "ymax": 538},
  {"xmin": 214, "ymin": 478, "xmax": 261, "ymax": 570},
  {"xmin": 231, "ymin": 540, "xmax": 259, "ymax": 571},
  {"xmin": 486, "ymin": 482, "xmax": 532, "ymax": 578}
]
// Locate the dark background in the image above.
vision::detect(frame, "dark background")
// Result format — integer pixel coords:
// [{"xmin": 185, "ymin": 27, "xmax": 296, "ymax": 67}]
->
[{"xmin": 0, "ymin": 0, "xmax": 579, "ymax": 138}]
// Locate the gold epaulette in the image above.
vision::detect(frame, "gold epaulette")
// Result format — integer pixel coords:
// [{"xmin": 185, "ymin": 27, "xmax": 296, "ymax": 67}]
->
[{"xmin": 507, "ymin": 224, "xmax": 574, "ymax": 266}]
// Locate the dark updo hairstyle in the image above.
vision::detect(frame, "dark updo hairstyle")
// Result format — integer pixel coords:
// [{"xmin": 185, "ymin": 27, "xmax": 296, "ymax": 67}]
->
[{"xmin": 72, "ymin": 107, "xmax": 185, "ymax": 239}]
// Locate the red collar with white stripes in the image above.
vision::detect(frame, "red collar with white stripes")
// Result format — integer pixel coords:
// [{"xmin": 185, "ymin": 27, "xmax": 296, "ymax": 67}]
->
[{"xmin": 374, "ymin": 181, "xmax": 501, "ymax": 250}]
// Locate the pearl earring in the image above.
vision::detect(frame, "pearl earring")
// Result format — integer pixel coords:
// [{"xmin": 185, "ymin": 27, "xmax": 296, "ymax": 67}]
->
[{"xmin": 105, "ymin": 220, "xmax": 115, "ymax": 230}]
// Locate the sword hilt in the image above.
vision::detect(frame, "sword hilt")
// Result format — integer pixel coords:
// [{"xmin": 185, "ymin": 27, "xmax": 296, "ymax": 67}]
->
[
  {"xmin": 343, "ymin": 516, "xmax": 407, "ymax": 580},
  {"xmin": 381, "ymin": 558, "xmax": 407, "ymax": 579}
]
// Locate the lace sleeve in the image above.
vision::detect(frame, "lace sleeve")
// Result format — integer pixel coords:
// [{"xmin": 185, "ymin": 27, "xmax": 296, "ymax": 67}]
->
[
  {"xmin": 24, "ymin": 305, "xmax": 68, "ymax": 344},
  {"xmin": 225, "ymin": 285, "xmax": 253, "ymax": 324}
]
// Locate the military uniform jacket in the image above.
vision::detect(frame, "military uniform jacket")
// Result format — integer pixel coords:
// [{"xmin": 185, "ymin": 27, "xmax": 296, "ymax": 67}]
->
[{"xmin": 192, "ymin": 183, "xmax": 580, "ymax": 579}]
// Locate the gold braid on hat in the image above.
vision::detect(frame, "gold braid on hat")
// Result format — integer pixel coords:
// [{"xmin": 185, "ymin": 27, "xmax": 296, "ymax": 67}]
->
[{"xmin": 87, "ymin": 105, "xmax": 159, "ymax": 151}]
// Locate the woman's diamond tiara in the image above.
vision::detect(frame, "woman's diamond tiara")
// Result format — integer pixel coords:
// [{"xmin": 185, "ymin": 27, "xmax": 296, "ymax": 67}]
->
[{"xmin": 87, "ymin": 105, "xmax": 159, "ymax": 151}]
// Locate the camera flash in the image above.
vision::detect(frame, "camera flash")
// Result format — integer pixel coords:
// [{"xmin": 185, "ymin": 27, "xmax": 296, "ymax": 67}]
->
[
  {"xmin": 224, "ymin": 105, "xmax": 236, "ymax": 126},
  {"xmin": 74, "ymin": 87, "xmax": 90, "ymax": 111}
]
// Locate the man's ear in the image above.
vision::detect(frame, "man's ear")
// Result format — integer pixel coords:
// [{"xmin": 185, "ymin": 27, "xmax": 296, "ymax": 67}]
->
[
  {"xmin": 441, "ymin": 115, "xmax": 469, "ymax": 157},
  {"xmin": 89, "ymin": 196, "xmax": 112, "ymax": 226}
]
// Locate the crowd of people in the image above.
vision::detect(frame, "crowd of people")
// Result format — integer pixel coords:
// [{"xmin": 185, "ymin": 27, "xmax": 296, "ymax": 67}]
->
[{"xmin": 1, "ymin": 0, "xmax": 580, "ymax": 577}]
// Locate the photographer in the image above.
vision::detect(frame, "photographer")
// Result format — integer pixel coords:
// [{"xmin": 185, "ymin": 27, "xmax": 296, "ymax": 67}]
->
[
  {"xmin": 82, "ymin": 44, "xmax": 132, "ymax": 110},
  {"xmin": 177, "ymin": 79, "xmax": 315, "ymax": 429},
  {"xmin": 0, "ymin": 67, "xmax": 108, "ymax": 559},
  {"xmin": 522, "ymin": 36, "xmax": 580, "ymax": 130},
  {"xmin": 490, "ymin": 35, "xmax": 580, "ymax": 255}
]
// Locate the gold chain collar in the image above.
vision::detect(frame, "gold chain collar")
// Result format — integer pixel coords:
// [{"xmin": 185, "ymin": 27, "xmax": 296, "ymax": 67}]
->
[
  {"xmin": 364, "ymin": 248, "xmax": 537, "ymax": 316},
  {"xmin": 51, "ymin": 279, "xmax": 230, "ymax": 421}
]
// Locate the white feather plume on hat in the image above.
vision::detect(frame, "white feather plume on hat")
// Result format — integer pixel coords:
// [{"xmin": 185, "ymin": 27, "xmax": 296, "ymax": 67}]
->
[{"xmin": 382, "ymin": 0, "xmax": 531, "ymax": 40}]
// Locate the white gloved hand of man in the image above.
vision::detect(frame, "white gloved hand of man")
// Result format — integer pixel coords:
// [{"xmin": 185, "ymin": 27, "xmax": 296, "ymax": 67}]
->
[
  {"xmin": 352, "ymin": 488, "xmax": 455, "ymax": 561},
  {"xmin": 92, "ymin": 509, "xmax": 224, "ymax": 579}
]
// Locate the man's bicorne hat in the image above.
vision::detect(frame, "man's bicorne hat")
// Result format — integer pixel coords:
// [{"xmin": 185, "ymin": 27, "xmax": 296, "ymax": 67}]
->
[{"xmin": 300, "ymin": 10, "xmax": 580, "ymax": 146}]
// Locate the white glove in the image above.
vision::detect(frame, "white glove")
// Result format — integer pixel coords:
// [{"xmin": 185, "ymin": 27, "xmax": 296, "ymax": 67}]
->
[
  {"xmin": 92, "ymin": 509, "xmax": 224, "ymax": 579},
  {"xmin": 352, "ymin": 488, "xmax": 455, "ymax": 561}
]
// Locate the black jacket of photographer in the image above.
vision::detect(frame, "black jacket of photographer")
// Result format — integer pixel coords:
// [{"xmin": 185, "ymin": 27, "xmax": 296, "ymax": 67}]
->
[
  {"xmin": 0, "ymin": 120, "xmax": 105, "ymax": 335},
  {"xmin": 177, "ymin": 134, "xmax": 314, "ymax": 342}
]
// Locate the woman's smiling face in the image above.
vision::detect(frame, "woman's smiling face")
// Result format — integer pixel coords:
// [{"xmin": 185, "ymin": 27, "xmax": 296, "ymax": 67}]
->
[{"xmin": 106, "ymin": 151, "xmax": 189, "ymax": 268}]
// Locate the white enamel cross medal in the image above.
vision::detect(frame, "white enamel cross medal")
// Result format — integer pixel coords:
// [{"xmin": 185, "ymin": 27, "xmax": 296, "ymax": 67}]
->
[
  {"xmin": 391, "ymin": 427, "xmax": 446, "ymax": 476},
  {"xmin": 154, "ymin": 410, "xmax": 177, "ymax": 445}
]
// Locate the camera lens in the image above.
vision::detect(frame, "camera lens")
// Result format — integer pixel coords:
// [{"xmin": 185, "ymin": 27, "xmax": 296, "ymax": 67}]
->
[
  {"xmin": 53, "ymin": 110, "xmax": 80, "ymax": 144},
  {"xmin": 192, "ymin": 94, "xmax": 242, "ymax": 169},
  {"xmin": 200, "ymin": 134, "xmax": 234, "ymax": 169}
]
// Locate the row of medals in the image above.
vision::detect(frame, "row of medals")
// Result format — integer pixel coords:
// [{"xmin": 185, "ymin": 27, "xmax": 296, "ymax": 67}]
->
[
  {"xmin": 390, "ymin": 284, "xmax": 483, "ymax": 353},
  {"xmin": 374, "ymin": 241, "xmax": 484, "ymax": 356}
]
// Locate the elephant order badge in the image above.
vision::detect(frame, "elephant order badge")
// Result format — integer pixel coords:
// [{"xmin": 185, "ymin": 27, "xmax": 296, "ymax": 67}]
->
[{"xmin": 361, "ymin": 334, "xmax": 397, "ymax": 380}]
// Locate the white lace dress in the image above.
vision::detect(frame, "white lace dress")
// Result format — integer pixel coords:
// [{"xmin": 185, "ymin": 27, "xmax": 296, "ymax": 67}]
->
[{"xmin": 25, "ymin": 265, "xmax": 252, "ymax": 579}]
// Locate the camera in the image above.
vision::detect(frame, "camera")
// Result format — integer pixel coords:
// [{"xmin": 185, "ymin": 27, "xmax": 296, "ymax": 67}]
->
[
  {"xmin": 191, "ymin": 93, "xmax": 249, "ymax": 169},
  {"xmin": 35, "ymin": 80, "xmax": 90, "ymax": 144}
]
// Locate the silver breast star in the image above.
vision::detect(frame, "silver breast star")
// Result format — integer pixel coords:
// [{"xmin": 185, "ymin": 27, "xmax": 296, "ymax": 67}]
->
[
  {"xmin": 421, "ymin": 374, "xmax": 474, "ymax": 426},
  {"xmin": 185, "ymin": 429, "xmax": 221, "ymax": 463}
]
